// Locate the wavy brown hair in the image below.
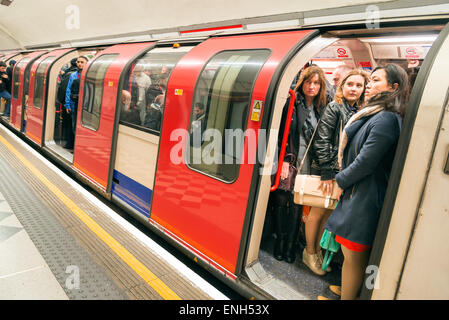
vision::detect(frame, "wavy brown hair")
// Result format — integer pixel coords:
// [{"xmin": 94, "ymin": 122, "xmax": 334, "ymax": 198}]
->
[
  {"xmin": 334, "ymin": 69, "xmax": 370, "ymax": 106},
  {"xmin": 294, "ymin": 65, "xmax": 327, "ymax": 113}
]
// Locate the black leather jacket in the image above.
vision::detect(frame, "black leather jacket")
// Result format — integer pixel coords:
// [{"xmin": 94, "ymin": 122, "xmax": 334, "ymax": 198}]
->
[{"xmin": 312, "ymin": 100, "xmax": 358, "ymax": 180}]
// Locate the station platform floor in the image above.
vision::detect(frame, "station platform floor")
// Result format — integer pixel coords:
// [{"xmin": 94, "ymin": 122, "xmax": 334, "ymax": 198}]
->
[{"xmin": 0, "ymin": 123, "xmax": 228, "ymax": 300}]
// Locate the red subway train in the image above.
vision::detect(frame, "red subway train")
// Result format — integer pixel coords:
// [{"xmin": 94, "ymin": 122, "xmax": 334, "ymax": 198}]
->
[{"xmin": 1, "ymin": 13, "xmax": 448, "ymax": 299}]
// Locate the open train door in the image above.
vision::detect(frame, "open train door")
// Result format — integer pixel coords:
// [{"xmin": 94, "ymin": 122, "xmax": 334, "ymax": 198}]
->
[
  {"xmin": 73, "ymin": 42, "xmax": 155, "ymax": 192},
  {"xmin": 26, "ymin": 48, "xmax": 74, "ymax": 145},
  {"xmin": 150, "ymin": 30, "xmax": 329, "ymax": 277}
]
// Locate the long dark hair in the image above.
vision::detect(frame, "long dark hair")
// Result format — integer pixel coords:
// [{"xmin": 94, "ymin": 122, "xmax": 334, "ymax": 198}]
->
[
  {"xmin": 366, "ymin": 64, "xmax": 410, "ymax": 116},
  {"xmin": 294, "ymin": 65, "xmax": 327, "ymax": 113}
]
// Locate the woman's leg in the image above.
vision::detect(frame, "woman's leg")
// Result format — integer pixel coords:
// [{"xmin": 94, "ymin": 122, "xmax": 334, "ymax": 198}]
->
[
  {"xmin": 340, "ymin": 245, "xmax": 370, "ymax": 300},
  {"xmin": 315, "ymin": 209, "xmax": 333, "ymax": 253},
  {"xmin": 305, "ymin": 207, "xmax": 327, "ymax": 254}
]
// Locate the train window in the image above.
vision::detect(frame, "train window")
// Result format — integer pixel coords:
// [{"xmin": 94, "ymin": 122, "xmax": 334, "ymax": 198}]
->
[
  {"xmin": 33, "ymin": 56, "xmax": 56, "ymax": 109},
  {"xmin": 81, "ymin": 54, "xmax": 118, "ymax": 131},
  {"xmin": 118, "ymin": 46, "xmax": 192, "ymax": 134},
  {"xmin": 186, "ymin": 49, "xmax": 271, "ymax": 182},
  {"xmin": 12, "ymin": 58, "xmax": 30, "ymax": 100}
]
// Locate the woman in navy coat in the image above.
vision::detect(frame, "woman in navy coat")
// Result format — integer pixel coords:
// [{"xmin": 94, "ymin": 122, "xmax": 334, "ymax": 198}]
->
[{"xmin": 324, "ymin": 64, "xmax": 410, "ymax": 300}]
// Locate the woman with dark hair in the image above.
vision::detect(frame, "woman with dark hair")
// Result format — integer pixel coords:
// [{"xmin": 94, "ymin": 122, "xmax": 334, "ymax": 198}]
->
[
  {"xmin": 322, "ymin": 64, "xmax": 409, "ymax": 299},
  {"xmin": 308, "ymin": 69, "xmax": 369, "ymax": 275},
  {"xmin": 271, "ymin": 65, "xmax": 328, "ymax": 263}
]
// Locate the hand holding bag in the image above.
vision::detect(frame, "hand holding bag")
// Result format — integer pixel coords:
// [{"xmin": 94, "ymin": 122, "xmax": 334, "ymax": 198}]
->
[
  {"xmin": 293, "ymin": 119, "xmax": 339, "ymax": 209},
  {"xmin": 271, "ymin": 135, "xmax": 297, "ymax": 192},
  {"xmin": 277, "ymin": 153, "xmax": 297, "ymax": 191}
]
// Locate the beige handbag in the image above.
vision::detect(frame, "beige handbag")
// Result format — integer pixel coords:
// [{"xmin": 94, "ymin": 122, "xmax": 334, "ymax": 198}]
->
[
  {"xmin": 293, "ymin": 118, "xmax": 340, "ymax": 209},
  {"xmin": 294, "ymin": 175, "xmax": 339, "ymax": 209}
]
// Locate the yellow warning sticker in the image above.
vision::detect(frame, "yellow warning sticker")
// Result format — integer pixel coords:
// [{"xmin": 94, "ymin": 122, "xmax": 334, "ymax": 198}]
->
[
  {"xmin": 108, "ymin": 81, "xmax": 114, "ymax": 87},
  {"xmin": 250, "ymin": 100, "xmax": 263, "ymax": 122},
  {"xmin": 175, "ymin": 89, "xmax": 183, "ymax": 96},
  {"xmin": 251, "ymin": 112, "xmax": 260, "ymax": 122}
]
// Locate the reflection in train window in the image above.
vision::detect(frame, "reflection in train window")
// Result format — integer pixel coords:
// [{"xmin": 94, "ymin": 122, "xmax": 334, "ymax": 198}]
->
[
  {"xmin": 33, "ymin": 56, "xmax": 56, "ymax": 109},
  {"xmin": 187, "ymin": 49, "xmax": 271, "ymax": 183},
  {"xmin": 81, "ymin": 54, "xmax": 117, "ymax": 131},
  {"xmin": 118, "ymin": 46, "xmax": 192, "ymax": 134}
]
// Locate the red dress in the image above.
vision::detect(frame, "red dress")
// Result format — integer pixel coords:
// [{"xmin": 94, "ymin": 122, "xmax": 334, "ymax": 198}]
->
[{"xmin": 335, "ymin": 235, "xmax": 371, "ymax": 252}]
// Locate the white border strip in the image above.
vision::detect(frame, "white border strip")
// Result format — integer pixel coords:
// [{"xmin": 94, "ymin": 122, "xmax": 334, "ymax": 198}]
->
[
  {"xmin": 0, "ymin": 124, "xmax": 229, "ymax": 300},
  {"xmin": 303, "ymin": 3, "xmax": 449, "ymax": 26}
]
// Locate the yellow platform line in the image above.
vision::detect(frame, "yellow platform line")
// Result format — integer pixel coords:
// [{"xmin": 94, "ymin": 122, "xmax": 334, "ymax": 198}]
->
[{"xmin": 0, "ymin": 135, "xmax": 181, "ymax": 300}]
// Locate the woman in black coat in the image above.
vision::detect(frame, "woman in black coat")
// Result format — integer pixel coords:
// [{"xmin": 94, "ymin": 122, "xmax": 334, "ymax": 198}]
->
[
  {"xmin": 271, "ymin": 65, "xmax": 328, "ymax": 263},
  {"xmin": 324, "ymin": 64, "xmax": 409, "ymax": 300},
  {"xmin": 309, "ymin": 69, "xmax": 369, "ymax": 274}
]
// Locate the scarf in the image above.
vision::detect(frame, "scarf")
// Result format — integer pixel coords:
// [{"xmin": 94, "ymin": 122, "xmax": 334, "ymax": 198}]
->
[{"xmin": 337, "ymin": 105, "xmax": 384, "ymax": 169}]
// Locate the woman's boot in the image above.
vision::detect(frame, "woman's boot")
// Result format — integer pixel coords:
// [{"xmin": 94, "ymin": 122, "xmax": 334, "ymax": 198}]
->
[
  {"xmin": 284, "ymin": 205, "xmax": 302, "ymax": 263},
  {"xmin": 273, "ymin": 206, "xmax": 286, "ymax": 261}
]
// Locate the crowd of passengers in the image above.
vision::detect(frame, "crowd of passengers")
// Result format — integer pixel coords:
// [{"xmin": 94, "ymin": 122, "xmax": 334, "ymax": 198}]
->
[
  {"xmin": 0, "ymin": 59, "xmax": 15, "ymax": 118},
  {"xmin": 268, "ymin": 61, "xmax": 418, "ymax": 300},
  {"xmin": 54, "ymin": 57, "xmax": 169, "ymax": 151},
  {"xmin": 119, "ymin": 64, "xmax": 170, "ymax": 132}
]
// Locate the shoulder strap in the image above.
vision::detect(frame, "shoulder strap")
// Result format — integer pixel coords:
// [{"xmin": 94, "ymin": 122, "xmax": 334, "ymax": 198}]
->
[{"xmin": 298, "ymin": 118, "xmax": 321, "ymax": 173}]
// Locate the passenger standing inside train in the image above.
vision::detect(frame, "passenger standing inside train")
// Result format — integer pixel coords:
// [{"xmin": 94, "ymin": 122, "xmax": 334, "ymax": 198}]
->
[
  {"xmin": 6, "ymin": 60, "xmax": 15, "ymax": 94},
  {"xmin": 329, "ymin": 65, "xmax": 352, "ymax": 98},
  {"xmin": 58, "ymin": 58, "xmax": 78, "ymax": 148},
  {"xmin": 272, "ymin": 65, "xmax": 328, "ymax": 263},
  {"xmin": 0, "ymin": 61, "xmax": 11, "ymax": 117},
  {"xmin": 131, "ymin": 65, "xmax": 152, "ymax": 125},
  {"xmin": 309, "ymin": 69, "xmax": 369, "ymax": 274},
  {"xmin": 324, "ymin": 64, "xmax": 409, "ymax": 300},
  {"xmin": 64, "ymin": 56, "xmax": 88, "ymax": 150}
]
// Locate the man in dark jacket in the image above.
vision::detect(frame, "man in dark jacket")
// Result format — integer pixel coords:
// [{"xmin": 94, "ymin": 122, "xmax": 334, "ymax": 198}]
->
[
  {"xmin": 57, "ymin": 58, "xmax": 78, "ymax": 148},
  {"xmin": 0, "ymin": 61, "xmax": 11, "ymax": 117},
  {"xmin": 6, "ymin": 59, "xmax": 15, "ymax": 94},
  {"xmin": 63, "ymin": 56, "xmax": 87, "ymax": 149}
]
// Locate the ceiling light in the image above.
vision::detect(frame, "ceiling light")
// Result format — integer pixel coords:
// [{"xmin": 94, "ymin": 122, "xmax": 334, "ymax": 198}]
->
[{"xmin": 360, "ymin": 35, "xmax": 438, "ymax": 43}]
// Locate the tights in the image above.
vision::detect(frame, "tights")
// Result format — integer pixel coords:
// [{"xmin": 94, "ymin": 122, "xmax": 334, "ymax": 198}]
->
[
  {"xmin": 305, "ymin": 207, "xmax": 332, "ymax": 254},
  {"xmin": 341, "ymin": 245, "xmax": 370, "ymax": 300}
]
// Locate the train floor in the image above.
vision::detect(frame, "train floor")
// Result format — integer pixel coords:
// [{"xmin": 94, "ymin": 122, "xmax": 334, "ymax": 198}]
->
[
  {"xmin": 0, "ymin": 121, "xmax": 227, "ymax": 300},
  {"xmin": 259, "ymin": 216, "xmax": 343, "ymax": 300}
]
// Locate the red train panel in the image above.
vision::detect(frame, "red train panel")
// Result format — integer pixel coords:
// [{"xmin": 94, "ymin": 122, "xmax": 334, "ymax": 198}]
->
[
  {"xmin": 10, "ymin": 50, "xmax": 46, "ymax": 131},
  {"xmin": 74, "ymin": 42, "xmax": 155, "ymax": 190},
  {"xmin": 151, "ymin": 30, "xmax": 315, "ymax": 274}
]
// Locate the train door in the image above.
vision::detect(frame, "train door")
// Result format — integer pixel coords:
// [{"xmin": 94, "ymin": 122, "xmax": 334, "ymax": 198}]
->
[
  {"xmin": 26, "ymin": 49, "xmax": 73, "ymax": 145},
  {"xmin": 150, "ymin": 30, "xmax": 318, "ymax": 276},
  {"xmin": 243, "ymin": 25, "xmax": 444, "ymax": 299},
  {"xmin": 41, "ymin": 48, "xmax": 101, "ymax": 159},
  {"xmin": 110, "ymin": 44, "xmax": 195, "ymax": 218},
  {"xmin": 73, "ymin": 42, "xmax": 154, "ymax": 191},
  {"xmin": 10, "ymin": 50, "xmax": 46, "ymax": 131}
]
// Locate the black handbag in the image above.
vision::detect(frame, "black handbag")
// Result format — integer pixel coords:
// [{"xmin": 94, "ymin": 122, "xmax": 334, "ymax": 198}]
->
[
  {"xmin": 278, "ymin": 153, "xmax": 297, "ymax": 191},
  {"xmin": 272, "ymin": 135, "xmax": 297, "ymax": 192}
]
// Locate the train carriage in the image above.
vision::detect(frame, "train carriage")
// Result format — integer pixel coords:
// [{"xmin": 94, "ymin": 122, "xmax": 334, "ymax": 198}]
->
[{"xmin": 1, "ymin": 1, "xmax": 448, "ymax": 300}]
